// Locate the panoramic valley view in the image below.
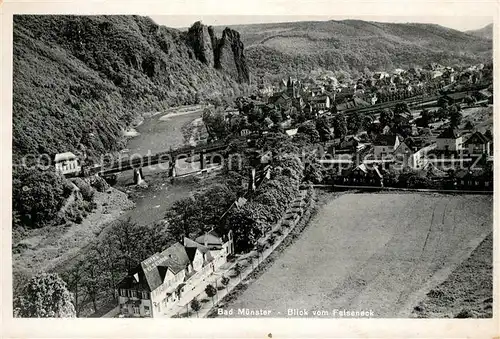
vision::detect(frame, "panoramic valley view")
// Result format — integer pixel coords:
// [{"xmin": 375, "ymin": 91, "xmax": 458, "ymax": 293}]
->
[{"xmin": 11, "ymin": 15, "xmax": 493, "ymax": 319}]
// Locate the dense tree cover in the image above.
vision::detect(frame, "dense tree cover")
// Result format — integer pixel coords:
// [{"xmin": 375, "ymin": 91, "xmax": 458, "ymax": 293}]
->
[
  {"xmin": 13, "ymin": 15, "xmax": 252, "ymax": 162},
  {"xmin": 347, "ymin": 113, "xmax": 362, "ymax": 135},
  {"xmin": 449, "ymin": 104, "xmax": 463, "ymax": 128},
  {"xmin": 12, "ymin": 167, "xmax": 73, "ymax": 229},
  {"xmin": 316, "ymin": 116, "xmax": 334, "ymax": 142},
  {"xmin": 57, "ymin": 217, "xmax": 172, "ymax": 315},
  {"xmin": 164, "ymin": 183, "xmax": 237, "ymax": 241},
  {"xmin": 202, "ymin": 107, "xmax": 230, "ymax": 142},
  {"xmin": 240, "ymin": 19, "xmax": 491, "ymax": 80},
  {"xmin": 14, "ymin": 273, "xmax": 76, "ymax": 318}
]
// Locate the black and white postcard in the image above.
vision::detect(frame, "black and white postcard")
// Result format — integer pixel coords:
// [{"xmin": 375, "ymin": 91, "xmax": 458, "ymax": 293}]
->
[{"xmin": 1, "ymin": 0, "xmax": 498, "ymax": 337}]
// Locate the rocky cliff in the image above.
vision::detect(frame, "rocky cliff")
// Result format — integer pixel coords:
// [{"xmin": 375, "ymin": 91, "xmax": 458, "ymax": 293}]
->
[
  {"xmin": 13, "ymin": 15, "xmax": 251, "ymax": 161},
  {"xmin": 186, "ymin": 22, "xmax": 250, "ymax": 84}
]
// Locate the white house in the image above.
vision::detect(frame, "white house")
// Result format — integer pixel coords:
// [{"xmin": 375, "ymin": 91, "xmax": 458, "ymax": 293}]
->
[
  {"xmin": 54, "ymin": 152, "xmax": 81, "ymax": 176},
  {"xmin": 373, "ymin": 134, "xmax": 401, "ymax": 159},
  {"xmin": 116, "ymin": 231, "xmax": 233, "ymax": 318},
  {"xmin": 309, "ymin": 95, "xmax": 331, "ymax": 111},
  {"xmin": 436, "ymin": 128, "xmax": 463, "ymax": 152}
]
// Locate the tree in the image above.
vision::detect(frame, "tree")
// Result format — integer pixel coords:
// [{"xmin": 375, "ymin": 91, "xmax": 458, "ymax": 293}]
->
[
  {"xmin": 61, "ymin": 259, "xmax": 90, "ymax": 317},
  {"xmin": 190, "ymin": 298, "xmax": 201, "ymax": 317},
  {"xmin": 485, "ymin": 129, "xmax": 493, "ymax": 140},
  {"xmin": 314, "ymin": 116, "xmax": 332, "ymax": 142},
  {"xmin": 464, "ymin": 121, "xmax": 474, "ymax": 130},
  {"xmin": 165, "ymin": 196, "xmax": 201, "ymax": 241},
  {"xmin": 233, "ymin": 263, "xmax": 242, "ymax": 279},
  {"xmin": 193, "ymin": 183, "xmax": 237, "ymax": 233},
  {"xmin": 303, "ymin": 161, "xmax": 323, "ymax": 184},
  {"xmin": 416, "ymin": 109, "xmax": 431, "ymax": 128},
  {"xmin": 14, "ymin": 273, "xmax": 76, "ymax": 318},
  {"xmin": 221, "ymin": 275, "xmax": 230, "ymax": 293},
  {"xmin": 12, "ymin": 167, "xmax": 72, "ymax": 229},
  {"xmin": 347, "ymin": 112, "xmax": 362, "ymax": 134},
  {"xmin": 332, "ymin": 113, "xmax": 348, "ymax": 140},
  {"xmin": 268, "ymin": 108, "xmax": 283, "ymax": 124},
  {"xmin": 225, "ymin": 206, "xmax": 262, "ymax": 253},
  {"xmin": 362, "ymin": 115, "xmax": 373, "ymax": 131},
  {"xmin": 202, "ymin": 107, "xmax": 229, "ymax": 141},
  {"xmin": 379, "ymin": 109, "xmax": 394, "ymax": 127},
  {"xmin": 449, "ymin": 105, "xmax": 463, "ymax": 128},
  {"xmin": 297, "ymin": 121, "xmax": 320, "ymax": 143},
  {"xmin": 204, "ymin": 284, "xmax": 217, "ymax": 306}
]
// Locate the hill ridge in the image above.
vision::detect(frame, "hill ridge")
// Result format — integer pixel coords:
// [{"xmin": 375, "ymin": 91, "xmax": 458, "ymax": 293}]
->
[{"xmin": 213, "ymin": 19, "xmax": 492, "ymax": 78}]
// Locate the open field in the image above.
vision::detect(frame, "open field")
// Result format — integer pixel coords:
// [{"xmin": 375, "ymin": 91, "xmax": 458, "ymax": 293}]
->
[
  {"xmin": 411, "ymin": 232, "xmax": 492, "ymax": 318},
  {"xmin": 220, "ymin": 193, "xmax": 492, "ymax": 318}
]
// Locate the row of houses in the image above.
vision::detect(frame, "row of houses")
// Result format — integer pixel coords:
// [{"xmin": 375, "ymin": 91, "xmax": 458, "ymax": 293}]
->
[
  {"xmin": 331, "ymin": 163, "xmax": 493, "ymax": 191},
  {"xmin": 116, "ymin": 231, "xmax": 234, "ymax": 318}
]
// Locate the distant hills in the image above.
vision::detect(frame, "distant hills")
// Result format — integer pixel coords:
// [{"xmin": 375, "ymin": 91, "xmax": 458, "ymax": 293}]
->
[
  {"xmin": 13, "ymin": 15, "xmax": 250, "ymax": 161},
  {"xmin": 466, "ymin": 23, "xmax": 493, "ymax": 40},
  {"xmin": 215, "ymin": 20, "xmax": 493, "ymax": 78}
]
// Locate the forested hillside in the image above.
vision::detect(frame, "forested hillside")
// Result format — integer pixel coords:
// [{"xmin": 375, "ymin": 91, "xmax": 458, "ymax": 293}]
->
[
  {"xmin": 13, "ymin": 15, "xmax": 251, "ymax": 162},
  {"xmin": 216, "ymin": 20, "xmax": 493, "ymax": 78},
  {"xmin": 466, "ymin": 23, "xmax": 493, "ymax": 40}
]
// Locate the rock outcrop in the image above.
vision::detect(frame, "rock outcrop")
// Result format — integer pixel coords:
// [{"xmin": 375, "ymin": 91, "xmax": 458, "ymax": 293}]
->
[
  {"xmin": 186, "ymin": 21, "xmax": 215, "ymax": 67},
  {"xmin": 186, "ymin": 23, "xmax": 250, "ymax": 84},
  {"xmin": 214, "ymin": 28, "xmax": 250, "ymax": 84}
]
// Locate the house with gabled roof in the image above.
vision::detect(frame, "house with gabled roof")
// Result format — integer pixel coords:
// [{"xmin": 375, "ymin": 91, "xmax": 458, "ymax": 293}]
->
[
  {"xmin": 116, "ymin": 230, "xmax": 233, "ymax": 318},
  {"xmin": 344, "ymin": 163, "xmax": 383, "ymax": 186},
  {"xmin": 436, "ymin": 128, "xmax": 463, "ymax": 152},
  {"xmin": 464, "ymin": 131, "xmax": 491, "ymax": 156},
  {"xmin": 373, "ymin": 134, "xmax": 401, "ymax": 159}
]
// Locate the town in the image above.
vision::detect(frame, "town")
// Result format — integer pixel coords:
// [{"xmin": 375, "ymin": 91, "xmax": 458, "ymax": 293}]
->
[
  {"xmin": 11, "ymin": 15, "xmax": 493, "ymax": 324},
  {"xmin": 88, "ymin": 61, "xmax": 493, "ymax": 318}
]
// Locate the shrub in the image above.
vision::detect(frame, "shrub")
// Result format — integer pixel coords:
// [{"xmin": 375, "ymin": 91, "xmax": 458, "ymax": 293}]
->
[
  {"xmin": 73, "ymin": 178, "xmax": 95, "ymax": 202},
  {"xmin": 91, "ymin": 176, "xmax": 109, "ymax": 192},
  {"xmin": 12, "ymin": 167, "xmax": 69, "ymax": 229},
  {"xmin": 267, "ymin": 235, "xmax": 276, "ymax": 245},
  {"xmin": 455, "ymin": 309, "xmax": 474, "ymax": 318}
]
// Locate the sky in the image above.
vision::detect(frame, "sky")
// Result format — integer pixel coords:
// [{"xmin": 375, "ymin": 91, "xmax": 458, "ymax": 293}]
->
[{"xmin": 150, "ymin": 15, "xmax": 493, "ymax": 32}]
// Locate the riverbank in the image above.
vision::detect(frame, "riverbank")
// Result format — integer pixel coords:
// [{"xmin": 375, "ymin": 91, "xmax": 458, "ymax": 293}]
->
[{"xmin": 12, "ymin": 186, "xmax": 135, "ymax": 277}]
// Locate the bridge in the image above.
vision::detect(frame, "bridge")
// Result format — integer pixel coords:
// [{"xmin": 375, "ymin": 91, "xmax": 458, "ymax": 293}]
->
[{"xmin": 87, "ymin": 140, "xmax": 229, "ymax": 177}]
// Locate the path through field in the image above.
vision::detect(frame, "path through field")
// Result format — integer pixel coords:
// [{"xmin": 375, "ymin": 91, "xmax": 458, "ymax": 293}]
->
[{"xmin": 222, "ymin": 193, "xmax": 492, "ymax": 318}]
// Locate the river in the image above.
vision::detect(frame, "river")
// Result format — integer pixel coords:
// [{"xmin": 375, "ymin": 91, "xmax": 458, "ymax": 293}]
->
[{"xmin": 115, "ymin": 105, "xmax": 208, "ymax": 226}]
